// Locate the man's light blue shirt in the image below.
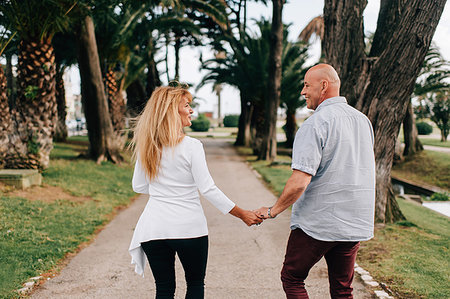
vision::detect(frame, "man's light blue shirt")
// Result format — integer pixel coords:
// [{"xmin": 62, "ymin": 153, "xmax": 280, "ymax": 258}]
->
[{"xmin": 291, "ymin": 96, "xmax": 375, "ymax": 241}]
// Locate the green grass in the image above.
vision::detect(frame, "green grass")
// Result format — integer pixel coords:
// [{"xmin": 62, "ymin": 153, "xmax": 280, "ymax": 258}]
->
[
  {"xmin": 358, "ymin": 199, "xmax": 450, "ymax": 298},
  {"xmin": 392, "ymin": 150, "xmax": 450, "ymax": 190},
  {"xmin": 0, "ymin": 138, "xmax": 134, "ymax": 298},
  {"xmin": 419, "ymin": 138, "xmax": 450, "ymax": 148},
  {"xmin": 235, "ymin": 145, "xmax": 449, "ymax": 298}
]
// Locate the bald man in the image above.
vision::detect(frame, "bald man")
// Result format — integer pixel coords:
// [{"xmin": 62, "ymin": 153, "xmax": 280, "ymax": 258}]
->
[{"xmin": 255, "ymin": 64, "xmax": 375, "ymax": 298}]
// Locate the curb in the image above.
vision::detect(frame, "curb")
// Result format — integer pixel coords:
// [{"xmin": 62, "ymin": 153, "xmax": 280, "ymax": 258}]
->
[
  {"xmin": 355, "ymin": 263, "xmax": 395, "ymax": 299},
  {"xmin": 17, "ymin": 276, "xmax": 42, "ymax": 296}
]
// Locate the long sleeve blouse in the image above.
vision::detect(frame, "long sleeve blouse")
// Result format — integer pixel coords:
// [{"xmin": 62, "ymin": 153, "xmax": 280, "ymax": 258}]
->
[{"xmin": 129, "ymin": 136, "xmax": 235, "ymax": 276}]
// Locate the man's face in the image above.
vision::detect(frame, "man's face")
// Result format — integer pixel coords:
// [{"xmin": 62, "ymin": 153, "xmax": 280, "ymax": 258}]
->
[{"xmin": 301, "ymin": 70, "xmax": 322, "ymax": 110}]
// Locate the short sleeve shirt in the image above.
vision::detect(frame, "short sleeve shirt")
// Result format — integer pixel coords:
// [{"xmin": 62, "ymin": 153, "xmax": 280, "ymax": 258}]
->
[{"xmin": 291, "ymin": 97, "xmax": 375, "ymax": 241}]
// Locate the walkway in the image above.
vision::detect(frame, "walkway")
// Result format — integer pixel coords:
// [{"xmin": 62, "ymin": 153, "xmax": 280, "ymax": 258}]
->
[{"xmin": 31, "ymin": 139, "xmax": 371, "ymax": 298}]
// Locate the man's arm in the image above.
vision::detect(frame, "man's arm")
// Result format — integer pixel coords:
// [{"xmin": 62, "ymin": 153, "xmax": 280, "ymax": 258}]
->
[{"xmin": 255, "ymin": 169, "xmax": 312, "ymax": 219}]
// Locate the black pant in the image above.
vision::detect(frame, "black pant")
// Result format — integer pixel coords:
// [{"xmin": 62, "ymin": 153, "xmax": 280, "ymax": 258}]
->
[{"xmin": 141, "ymin": 236, "xmax": 208, "ymax": 299}]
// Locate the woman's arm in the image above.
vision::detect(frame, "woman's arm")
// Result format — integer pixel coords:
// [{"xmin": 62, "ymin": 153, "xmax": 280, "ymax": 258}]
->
[{"xmin": 132, "ymin": 159, "xmax": 150, "ymax": 194}]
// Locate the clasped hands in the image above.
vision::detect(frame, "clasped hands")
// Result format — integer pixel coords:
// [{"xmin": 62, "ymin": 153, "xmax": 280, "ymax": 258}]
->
[{"xmin": 240, "ymin": 206, "xmax": 275, "ymax": 226}]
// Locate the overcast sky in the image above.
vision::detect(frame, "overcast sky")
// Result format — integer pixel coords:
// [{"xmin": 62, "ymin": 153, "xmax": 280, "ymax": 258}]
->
[{"xmin": 67, "ymin": 0, "xmax": 450, "ymax": 117}]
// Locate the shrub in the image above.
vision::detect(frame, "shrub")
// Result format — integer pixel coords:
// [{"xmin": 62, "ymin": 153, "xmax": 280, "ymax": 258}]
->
[
  {"xmin": 429, "ymin": 192, "xmax": 449, "ymax": 201},
  {"xmin": 416, "ymin": 121, "xmax": 433, "ymax": 135},
  {"xmin": 223, "ymin": 114, "xmax": 240, "ymax": 127},
  {"xmin": 191, "ymin": 114, "xmax": 210, "ymax": 132}
]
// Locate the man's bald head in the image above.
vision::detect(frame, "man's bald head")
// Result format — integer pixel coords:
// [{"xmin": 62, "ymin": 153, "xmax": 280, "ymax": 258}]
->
[
  {"xmin": 307, "ymin": 64, "xmax": 341, "ymax": 87},
  {"xmin": 301, "ymin": 64, "xmax": 341, "ymax": 110}
]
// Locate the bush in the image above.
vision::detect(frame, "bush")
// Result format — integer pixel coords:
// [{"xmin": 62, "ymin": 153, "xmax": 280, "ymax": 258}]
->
[
  {"xmin": 416, "ymin": 121, "xmax": 433, "ymax": 135},
  {"xmin": 223, "ymin": 114, "xmax": 240, "ymax": 127},
  {"xmin": 191, "ymin": 114, "xmax": 210, "ymax": 132},
  {"xmin": 429, "ymin": 192, "xmax": 449, "ymax": 201}
]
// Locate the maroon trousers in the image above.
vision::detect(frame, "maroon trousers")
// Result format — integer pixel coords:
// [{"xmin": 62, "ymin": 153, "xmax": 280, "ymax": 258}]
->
[{"xmin": 281, "ymin": 228, "xmax": 360, "ymax": 299}]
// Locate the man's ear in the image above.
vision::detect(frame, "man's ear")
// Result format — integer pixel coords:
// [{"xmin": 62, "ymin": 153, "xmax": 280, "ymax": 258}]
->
[{"xmin": 321, "ymin": 80, "xmax": 328, "ymax": 94}]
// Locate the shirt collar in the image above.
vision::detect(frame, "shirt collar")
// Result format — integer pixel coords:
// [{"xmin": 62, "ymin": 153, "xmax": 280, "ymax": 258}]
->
[{"xmin": 315, "ymin": 96, "xmax": 347, "ymax": 112}]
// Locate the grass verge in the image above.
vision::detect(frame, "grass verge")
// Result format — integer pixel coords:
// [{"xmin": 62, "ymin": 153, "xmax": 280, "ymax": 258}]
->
[
  {"xmin": 0, "ymin": 137, "xmax": 134, "ymax": 298},
  {"xmin": 392, "ymin": 150, "xmax": 450, "ymax": 190},
  {"xmin": 419, "ymin": 138, "xmax": 450, "ymax": 148},
  {"xmin": 235, "ymin": 145, "xmax": 449, "ymax": 298}
]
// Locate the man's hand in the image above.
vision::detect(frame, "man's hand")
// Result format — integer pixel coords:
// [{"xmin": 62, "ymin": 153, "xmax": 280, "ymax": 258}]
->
[
  {"xmin": 254, "ymin": 207, "xmax": 270, "ymax": 219},
  {"xmin": 240, "ymin": 209, "xmax": 264, "ymax": 226}
]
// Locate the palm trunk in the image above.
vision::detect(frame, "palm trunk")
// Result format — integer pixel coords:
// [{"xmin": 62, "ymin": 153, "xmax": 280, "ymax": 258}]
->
[
  {"xmin": 258, "ymin": 0, "xmax": 283, "ymax": 161},
  {"xmin": 235, "ymin": 96, "xmax": 253, "ymax": 146},
  {"xmin": 0, "ymin": 67, "xmax": 11, "ymax": 167},
  {"xmin": 323, "ymin": 0, "xmax": 445, "ymax": 223},
  {"xmin": 54, "ymin": 65, "xmax": 68, "ymax": 142},
  {"xmin": 6, "ymin": 53, "xmax": 15, "ymax": 109},
  {"xmin": 105, "ymin": 67, "xmax": 126, "ymax": 149},
  {"xmin": 76, "ymin": 15, "xmax": 122, "ymax": 163},
  {"xmin": 5, "ymin": 38, "xmax": 57, "ymax": 170},
  {"xmin": 174, "ymin": 37, "xmax": 181, "ymax": 81},
  {"xmin": 126, "ymin": 79, "xmax": 147, "ymax": 116},
  {"xmin": 403, "ymin": 101, "xmax": 423, "ymax": 156},
  {"xmin": 284, "ymin": 110, "xmax": 297, "ymax": 148},
  {"xmin": 146, "ymin": 36, "xmax": 161, "ymax": 99}
]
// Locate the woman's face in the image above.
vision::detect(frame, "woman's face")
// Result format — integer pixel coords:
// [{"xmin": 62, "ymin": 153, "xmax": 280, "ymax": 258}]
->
[{"xmin": 178, "ymin": 97, "xmax": 193, "ymax": 127}]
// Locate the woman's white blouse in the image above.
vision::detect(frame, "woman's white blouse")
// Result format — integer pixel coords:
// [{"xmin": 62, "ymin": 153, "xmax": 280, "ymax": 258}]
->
[{"xmin": 129, "ymin": 136, "xmax": 235, "ymax": 276}]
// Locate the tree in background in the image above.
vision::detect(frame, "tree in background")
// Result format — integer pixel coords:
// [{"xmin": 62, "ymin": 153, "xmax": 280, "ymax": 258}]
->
[
  {"xmin": 280, "ymin": 40, "xmax": 308, "ymax": 147},
  {"xmin": 322, "ymin": 0, "xmax": 446, "ymax": 223},
  {"xmin": 258, "ymin": 0, "xmax": 284, "ymax": 161},
  {"xmin": 0, "ymin": 0, "xmax": 73, "ymax": 170},
  {"xmin": 430, "ymin": 91, "xmax": 449, "ymax": 141},
  {"xmin": 413, "ymin": 44, "xmax": 450, "ymax": 143},
  {"xmin": 52, "ymin": 32, "xmax": 78, "ymax": 142}
]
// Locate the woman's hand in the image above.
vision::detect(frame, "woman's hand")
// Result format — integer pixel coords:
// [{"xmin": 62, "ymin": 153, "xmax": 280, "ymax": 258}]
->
[{"xmin": 229, "ymin": 205, "xmax": 263, "ymax": 226}]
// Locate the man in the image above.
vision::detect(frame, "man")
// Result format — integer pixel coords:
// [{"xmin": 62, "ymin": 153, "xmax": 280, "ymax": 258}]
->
[{"xmin": 255, "ymin": 64, "xmax": 375, "ymax": 298}]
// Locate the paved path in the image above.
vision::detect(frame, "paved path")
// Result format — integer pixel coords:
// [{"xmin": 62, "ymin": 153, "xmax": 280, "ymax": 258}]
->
[{"xmin": 31, "ymin": 139, "xmax": 371, "ymax": 299}]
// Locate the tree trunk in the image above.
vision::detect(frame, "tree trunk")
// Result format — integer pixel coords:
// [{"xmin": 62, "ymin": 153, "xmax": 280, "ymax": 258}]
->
[
  {"xmin": 322, "ymin": 0, "xmax": 445, "ymax": 223},
  {"xmin": 284, "ymin": 110, "xmax": 297, "ymax": 148},
  {"xmin": 235, "ymin": 97, "xmax": 253, "ymax": 147},
  {"xmin": 403, "ymin": 101, "xmax": 423, "ymax": 157},
  {"xmin": 126, "ymin": 79, "xmax": 147, "ymax": 116},
  {"xmin": 5, "ymin": 53, "xmax": 15, "ymax": 109},
  {"xmin": 105, "ymin": 67, "xmax": 127, "ymax": 149},
  {"xmin": 258, "ymin": 0, "xmax": 284, "ymax": 161},
  {"xmin": 146, "ymin": 36, "xmax": 161, "ymax": 99},
  {"xmin": 174, "ymin": 37, "xmax": 181, "ymax": 81},
  {"xmin": 5, "ymin": 39, "xmax": 57, "ymax": 170},
  {"xmin": 54, "ymin": 65, "xmax": 68, "ymax": 142},
  {"xmin": 251, "ymin": 99, "xmax": 266, "ymax": 156},
  {"xmin": 0, "ymin": 67, "xmax": 11, "ymax": 168},
  {"xmin": 76, "ymin": 15, "xmax": 122, "ymax": 163}
]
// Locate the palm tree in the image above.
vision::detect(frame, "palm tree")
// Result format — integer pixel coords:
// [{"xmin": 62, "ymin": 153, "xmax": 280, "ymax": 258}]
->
[
  {"xmin": 200, "ymin": 20, "xmax": 271, "ymax": 148},
  {"xmin": 0, "ymin": 0, "xmax": 73, "ymax": 170},
  {"xmin": 280, "ymin": 41, "xmax": 308, "ymax": 147}
]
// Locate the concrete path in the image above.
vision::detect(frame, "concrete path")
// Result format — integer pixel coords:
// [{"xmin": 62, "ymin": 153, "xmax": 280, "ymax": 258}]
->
[{"xmin": 31, "ymin": 139, "xmax": 371, "ymax": 299}]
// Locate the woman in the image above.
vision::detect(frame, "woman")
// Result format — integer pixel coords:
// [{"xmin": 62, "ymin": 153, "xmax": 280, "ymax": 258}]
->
[{"xmin": 128, "ymin": 85, "xmax": 261, "ymax": 299}]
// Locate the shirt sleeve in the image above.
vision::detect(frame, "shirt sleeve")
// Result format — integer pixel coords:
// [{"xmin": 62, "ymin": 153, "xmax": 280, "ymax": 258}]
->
[
  {"xmin": 190, "ymin": 140, "xmax": 236, "ymax": 214},
  {"xmin": 132, "ymin": 159, "xmax": 150, "ymax": 194},
  {"xmin": 291, "ymin": 123, "xmax": 323, "ymax": 176}
]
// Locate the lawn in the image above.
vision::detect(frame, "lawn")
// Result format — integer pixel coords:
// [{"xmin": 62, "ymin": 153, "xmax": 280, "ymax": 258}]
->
[
  {"xmin": 392, "ymin": 150, "xmax": 450, "ymax": 190},
  {"xmin": 236, "ymin": 146, "xmax": 450, "ymax": 298},
  {"xmin": 419, "ymin": 137, "xmax": 450, "ymax": 148},
  {"xmin": 0, "ymin": 137, "xmax": 135, "ymax": 298}
]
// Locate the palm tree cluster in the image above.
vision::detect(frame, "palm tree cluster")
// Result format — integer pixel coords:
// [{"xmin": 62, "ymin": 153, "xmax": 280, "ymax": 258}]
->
[
  {"xmin": 0, "ymin": 0, "xmax": 238, "ymax": 169},
  {"xmin": 413, "ymin": 44, "xmax": 450, "ymax": 142},
  {"xmin": 200, "ymin": 19, "xmax": 308, "ymax": 151}
]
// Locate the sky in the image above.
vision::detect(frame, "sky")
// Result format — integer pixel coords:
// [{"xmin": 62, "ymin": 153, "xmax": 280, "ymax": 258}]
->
[{"xmin": 67, "ymin": 0, "xmax": 450, "ymax": 117}]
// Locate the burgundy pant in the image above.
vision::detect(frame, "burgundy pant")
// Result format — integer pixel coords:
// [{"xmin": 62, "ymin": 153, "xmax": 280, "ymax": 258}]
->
[{"xmin": 281, "ymin": 228, "xmax": 360, "ymax": 299}]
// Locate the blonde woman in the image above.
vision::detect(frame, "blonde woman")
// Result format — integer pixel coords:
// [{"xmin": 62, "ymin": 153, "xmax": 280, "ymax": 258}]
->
[{"xmin": 128, "ymin": 85, "xmax": 262, "ymax": 298}]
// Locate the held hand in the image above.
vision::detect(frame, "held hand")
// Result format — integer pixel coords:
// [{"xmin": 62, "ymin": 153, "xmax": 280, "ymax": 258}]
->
[
  {"xmin": 254, "ymin": 207, "xmax": 270, "ymax": 219},
  {"xmin": 241, "ymin": 209, "xmax": 263, "ymax": 226}
]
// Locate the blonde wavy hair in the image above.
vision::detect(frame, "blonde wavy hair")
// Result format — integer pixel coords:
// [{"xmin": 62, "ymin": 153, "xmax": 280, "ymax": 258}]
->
[{"xmin": 130, "ymin": 86, "xmax": 192, "ymax": 180}]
